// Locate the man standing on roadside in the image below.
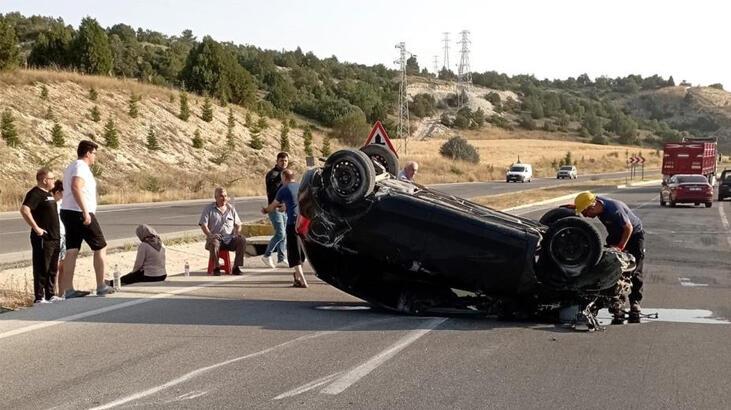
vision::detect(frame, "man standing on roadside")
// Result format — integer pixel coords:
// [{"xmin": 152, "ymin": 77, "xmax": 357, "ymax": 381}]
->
[
  {"xmin": 60, "ymin": 140, "xmax": 115, "ymax": 298},
  {"xmin": 20, "ymin": 168, "xmax": 63, "ymax": 303},
  {"xmin": 574, "ymin": 191, "xmax": 645, "ymax": 322},
  {"xmin": 199, "ymin": 187, "xmax": 246, "ymax": 275},
  {"xmin": 262, "ymin": 152, "xmax": 288, "ymax": 268},
  {"xmin": 398, "ymin": 161, "xmax": 419, "ymax": 182}
]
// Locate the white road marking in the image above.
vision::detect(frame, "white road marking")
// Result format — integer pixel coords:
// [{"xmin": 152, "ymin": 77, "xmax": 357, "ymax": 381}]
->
[
  {"xmin": 678, "ymin": 277, "xmax": 709, "ymax": 287},
  {"xmin": 719, "ymin": 204, "xmax": 731, "ymax": 249},
  {"xmin": 163, "ymin": 390, "xmax": 209, "ymax": 403},
  {"xmin": 0, "ymin": 272, "xmax": 256, "ymax": 340},
  {"xmin": 320, "ymin": 317, "xmax": 447, "ymax": 395},
  {"xmin": 90, "ymin": 317, "xmax": 399, "ymax": 409},
  {"xmin": 273, "ymin": 372, "xmax": 342, "ymax": 400}
]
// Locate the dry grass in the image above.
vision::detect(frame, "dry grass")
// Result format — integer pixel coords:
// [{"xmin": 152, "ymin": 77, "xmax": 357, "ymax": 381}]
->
[{"xmin": 471, "ymin": 179, "xmax": 625, "ymax": 210}]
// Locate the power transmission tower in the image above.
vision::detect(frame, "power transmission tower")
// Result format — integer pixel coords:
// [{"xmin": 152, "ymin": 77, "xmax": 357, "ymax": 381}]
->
[
  {"xmin": 395, "ymin": 42, "xmax": 411, "ymax": 154},
  {"xmin": 456, "ymin": 30, "xmax": 472, "ymax": 108},
  {"xmin": 433, "ymin": 55, "xmax": 439, "ymax": 78},
  {"xmin": 441, "ymin": 32, "xmax": 450, "ymax": 74}
]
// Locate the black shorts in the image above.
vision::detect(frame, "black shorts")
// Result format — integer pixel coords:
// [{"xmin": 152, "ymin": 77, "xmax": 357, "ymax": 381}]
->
[
  {"xmin": 60, "ymin": 210, "xmax": 107, "ymax": 251},
  {"xmin": 286, "ymin": 224, "xmax": 306, "ymax": 268}
]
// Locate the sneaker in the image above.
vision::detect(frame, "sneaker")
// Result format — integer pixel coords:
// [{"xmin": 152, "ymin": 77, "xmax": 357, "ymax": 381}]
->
[
  {"xmin": 261, "ymin": 255, "xmax": 275, "ymax": 269},
  {"xmin": 232, "ymin": 266, "xmax": 243, "ymax": 275},
  {"xmin": 64, "ymin": 289, "xmax": 90, "ymax": 299},
  {"xmin": 96, "ymin": 286, "xmax": 116, "ymax": 296},
  {"xmin": 48, "ymin": 296, "xmax": 64, "ymax": 303},
  {"xmin": 34, "ymin": 299, "xmax": 51, "ymax": 304},
  {"xmin": 630, "ymin": 301, "xmax": 641, "ymax": 314},
  {"xmin": 213, "ymin": 267, "xmax": 222, "ymax": 276}
]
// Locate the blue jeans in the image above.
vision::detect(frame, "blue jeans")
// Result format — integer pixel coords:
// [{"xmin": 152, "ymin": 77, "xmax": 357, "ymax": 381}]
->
[{"xmin": 264, "ymin": 210, "xmax": 287, "ymax": 261}]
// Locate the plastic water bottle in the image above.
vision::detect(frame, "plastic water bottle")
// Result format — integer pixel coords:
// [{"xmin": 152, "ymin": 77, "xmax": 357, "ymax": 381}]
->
[
  {"xmin": 112, "ymin": 264, "xmax": 121, "ymax": 290},
  {"xmin": 184, "ymin": 260, "xmax": 190, "ymax": 277}
]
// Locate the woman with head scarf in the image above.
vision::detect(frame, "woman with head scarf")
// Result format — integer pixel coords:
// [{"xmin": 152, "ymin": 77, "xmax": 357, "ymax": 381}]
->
[{"xmin": 107, "ymin": 224, "xmax": 167, "ymax": 287}]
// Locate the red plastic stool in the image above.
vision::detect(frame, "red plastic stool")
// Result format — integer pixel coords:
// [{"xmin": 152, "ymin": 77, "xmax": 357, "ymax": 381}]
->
[{"xmin": 207, "ymin": 250, "xmax": 231, "ymax": 275}]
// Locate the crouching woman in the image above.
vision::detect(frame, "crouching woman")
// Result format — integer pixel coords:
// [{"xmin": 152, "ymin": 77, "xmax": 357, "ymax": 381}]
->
[{"xmin": 109, "ymin": 224, "xmax": 167, "ymax": 286}]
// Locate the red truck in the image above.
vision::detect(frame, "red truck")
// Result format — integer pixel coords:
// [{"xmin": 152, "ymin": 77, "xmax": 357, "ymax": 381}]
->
[{"xmin": 662, "ymin": 138, "xmax": 719, "ymax": 184}]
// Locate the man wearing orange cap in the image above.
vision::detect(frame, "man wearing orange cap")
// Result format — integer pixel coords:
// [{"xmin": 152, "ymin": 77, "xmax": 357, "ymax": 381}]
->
[{"xmin": 574, "ymin": 191, "xmax": 645, "ymax": 322}]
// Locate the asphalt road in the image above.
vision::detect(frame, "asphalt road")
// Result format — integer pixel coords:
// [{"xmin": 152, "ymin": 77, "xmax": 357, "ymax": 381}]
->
[
  {"xmin": 1, "ymin": 185, "xmax": 729, "ymax": 409},
  {"xmin": 0, "ymin": 169, "xmax": 654, "ymax": 255}
]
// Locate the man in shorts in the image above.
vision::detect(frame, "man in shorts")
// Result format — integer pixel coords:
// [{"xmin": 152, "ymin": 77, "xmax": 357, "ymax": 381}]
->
[
  {"xmin": 60, "ymin": 140, "xmax": 115, "ymax": 297},
  {"xmin": 261, "ymin": 169, "xmax": 308, "ymax": 287},
  {"xmin": 19, "ymin": 168, "xmax": 63, "ymax": 303}
]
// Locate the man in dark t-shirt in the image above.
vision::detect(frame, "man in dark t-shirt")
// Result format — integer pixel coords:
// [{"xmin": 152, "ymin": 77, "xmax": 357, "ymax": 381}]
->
[
  {"xmin": 575, "ymin": 191, "xmax": 645, "ymax": 320},
  {"xmin": 262, "ymin": 168, "xmax": 308, "ymax": 288},
  {"xmin": 262, "ymin": 152, "xmax": 289, "ymax": 268},
  {"xmin": 20, "ymin": 168, "xmax": 62, "ymax": 303}
]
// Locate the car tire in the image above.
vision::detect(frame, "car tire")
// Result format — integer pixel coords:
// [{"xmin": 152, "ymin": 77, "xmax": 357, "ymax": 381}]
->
[
  {"xmin": 539, "ymin": 206, "xmax": 576, "ymax": 226},
  {"xmin": 360, "ymin": 144, "xmax": 399, "ymax": 176},
  {"xmin": 705, "ymin": 202, "xmax": 713, "ymax": 208},
  {"xmin": 322, "ymin": 149, "xmax": 375, "ymax": 205},
  {"xmin": 543, "ymin": 216, "xmax": 603, "ymax": 275}
]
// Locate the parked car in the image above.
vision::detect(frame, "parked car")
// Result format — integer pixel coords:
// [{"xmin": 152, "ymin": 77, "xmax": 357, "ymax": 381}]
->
[
  {"xmin": 719, "ymin": 169, "xmax": 731, "ymax": 201},
  {"xmin": 297, "ymin": 147, "xmax": 635, "ymax": 328},
  {"xmin": 556, "ymin": 165, "xmax": 577, "ymax": 179},
  {"xmin": 660, "ymin": 174, "xmax": 714, "ymax": 208},
  {"xmin": 506, "ymin": 163, "xmax": 533, "ymax": 183}
]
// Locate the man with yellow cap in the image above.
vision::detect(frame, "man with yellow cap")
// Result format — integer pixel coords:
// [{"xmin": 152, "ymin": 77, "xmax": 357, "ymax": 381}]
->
[{"xmin": 574, "ymin": 191, "xmax": 645, "ymax": 322}]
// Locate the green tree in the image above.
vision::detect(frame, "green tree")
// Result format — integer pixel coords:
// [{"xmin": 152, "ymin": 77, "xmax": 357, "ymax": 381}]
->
[
  {"xmin": 0, "ymin": 21, "xmax": 20, "ymax": 71},
  {"xmin": 244, "ymin": 112, "xmax": 253, "ymax": 128},
  {"xmin": 280, "ymin": 123, "xmax": 290, "ymax": 152},
  {"xmin": 89, "ymin": 105, "xmax": 101, "ymax": 122},
  {"xmin": 40, "ymin": 84, "xmax": 49, "ymax": 100},
  {"xmin": 225, "ymin": 107, "xmax": 236, "ymax": 147},
  {"xmin": 406, "ymin": 55, "xmax": 419, "ymax": 75},
  {"xmin": 582, "ymin": 110, "xmax": 603, "ymax": 137},
  {"xmin": 192, "ymin": 129, "xmax": 203, "ymax": 148},
  {"xmin": 439, "ymin": 136, "xmax": 480, "ymax": 164},
  {"xmin": 103, "ymin": 117, "xmax": 119, "ymax": 148},
  {"xmin": 331, "ymin": 109, "xmax": 369, "ymax": 146},
  {"xmin": 51, "ymin": 122, "xmax": 65, "ymax": 147},
  {"xmin": 257, "ymin": 116, "xmax": 268, "ymax": 130},
  {"xmin": 45, "ymin": 106, "xmax": 55, "ymax": 121},
  {"xmin": 303, "ymin": 127, "xmax": 313, "ymax": 156},
  {"xmin": 472, "ymin": 108, "xmax": 485, "ymax": 128},
  {"xmin": 321, "ymin": 135, "xmax": 331, "ymax": 156},
  {"xmin": 453, "ymin": 107, "xmax": 473, "ymax": 129},
  {"xmin": 73, "ymin": 17, "xmax": 113, "ymax": 74},
  {"xmin": 28, "ymin": 23, "xmax": 73, "ymax": 68},
  {"xmin": 146, "ymin": 127, "xmax": 159, "ymax": 150},
  {"xmin": 179, "ymin": 92, "xmax": 190, "ymax": 121},
  {"xmin": 128, "ymin": 93, "xmax": 139, "ymax": 118},
  {"xmin": 201, "ymin": 97, "xmax": 213, "ymax": 122},
  {"xmin": 88, "ymin": 86, "xmax": 98, "ymax": 101},
  {"xmin": 1, "ymin": 108, "xmax": 19, "ymax": 147},
  {"xmin": 249, "ymin": 127, "xmax": 264, "ymax": 150}
]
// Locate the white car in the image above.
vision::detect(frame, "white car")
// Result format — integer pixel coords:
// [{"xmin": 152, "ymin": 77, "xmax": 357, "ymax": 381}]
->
[
  {"xmin": 506, "ymin": 164, "xmax": 533, "ymax": 183},
  {"xmin": 556, "ymin": 165, "xmax": 577, "ymax": 179}
]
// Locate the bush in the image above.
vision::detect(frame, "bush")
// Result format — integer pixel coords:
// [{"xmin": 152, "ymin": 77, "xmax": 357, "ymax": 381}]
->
[
  {"xmin": 103, "ymin": 117, "xmax": 119, "ymax": 148},
  {"xmin": 1, "ymin": 108, "xmax": 19, "ymax": 147},
  {"xmin": 488, "ymin": 114, "xmax": 512, "ymax": 130},
  {"xmin": 201, "ymin": 97, "xmax": 213, "ymax": 122},
  {"xmin": 249, "ymin": 128, "xmax": 264, "ymax": 150},
  {"xmin": 45, "ymin": 106, "xmax": 55, "ymax": 121},
  {"xmin": 40, "ymin": 84, "xmax": 49, "ymax": 100},
  {"xmin": 440, "ymin": 113, "xmax": 452, "ymax": 127},
  {"xmin": 179, "ymin": 92, "xmax": 190, "ymax": 121},
  {"xmin": 410, "ymin": 93, "xmax": 436, "ymax": 118},
  {"xmin": 90, "ymin": 105, "xmax": 101, "ymax": 122},
  {"xmin": 192, "ymin": 129, "xmax": 203, "ymax": 149},
  {"xmin": 321, "ymin": 135, "xmax": 331, "ymax": 156},
  {"xmin": 303, "ymin": 127, "xmax": 313, "ymax": 156},
  {"xmin": 591, "ymin": 134, "xmax": 608, "ymax": 145},
  {"xmin": 88, "ymin": 87, "xmax": 98, "ymax": 101},
  {"xmin": 280, "ymin": 123, "xmax": 290, "ymax": 151},
  {"xmin": 128, "ymin": 93, "xmax": 140, "ymax": 118},
  {"xmin": 518, "ymin": 114, "xmax": 537, "ymax": 130},
  {"xmin": 330, "ymin": 109, "xmax": 369, "ymax": 146},
  {"xmin": 146, "ymin": 127, "xmax": 159, "ymax": 150},
  {"xmin": 51, "ymin": 122, "xmax": 65, "ymax": 147},
  {"xmin": 440, "ymin": 136, "xmax": 480, "ymax": 164}
]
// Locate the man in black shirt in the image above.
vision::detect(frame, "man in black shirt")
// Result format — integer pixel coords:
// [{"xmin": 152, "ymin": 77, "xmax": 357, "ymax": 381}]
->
[
  {"xmin": 20, "ymin": 168, "xmax": 62, "ymax": 303},
  {"xmin": 262, "ymin": 152, "xmax": 289, "ymax": 268}
]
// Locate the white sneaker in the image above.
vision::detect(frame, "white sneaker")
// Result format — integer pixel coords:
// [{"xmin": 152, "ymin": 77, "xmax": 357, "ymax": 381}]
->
[
  {"xmin": 48, "ymin": 296, "xmax": 64, "ymax": 303},
  {"xmin": 34, "ymin": 299, "xmax": 52, "ymax": 304},
  {"xmin": 261, "ymin": 255, "xmax": 275, "ymax": 269}
]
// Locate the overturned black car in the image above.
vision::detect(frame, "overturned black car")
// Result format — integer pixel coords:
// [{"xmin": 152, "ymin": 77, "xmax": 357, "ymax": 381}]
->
[{"xmin": 298, "ymin": 147, "xmax": 634, "ymax": 328}]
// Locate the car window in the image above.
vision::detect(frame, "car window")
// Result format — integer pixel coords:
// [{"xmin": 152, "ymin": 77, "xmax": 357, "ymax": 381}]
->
[
  {"xmin": 677, "ymin": 175, "xmax": 708, "ymax": 183},
  {"xmin": 510, "ymin": 166, "xmax": 525, "ymax": 172},
  {"xmin": 722, "ymin": 172, "xmax": 731, "ymax": 181},
  {"xmin": 560, "ymin": 166, "xmax": 573, "ymax": 170}
]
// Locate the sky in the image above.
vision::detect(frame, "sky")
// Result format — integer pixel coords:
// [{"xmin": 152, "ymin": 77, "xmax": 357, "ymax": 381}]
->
[{"xmin": 2, "ymin": 0, "xmax": 729, "ymax": 87}]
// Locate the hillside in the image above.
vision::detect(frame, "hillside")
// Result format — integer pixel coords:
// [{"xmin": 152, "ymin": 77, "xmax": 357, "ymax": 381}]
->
[{"xmin": 0, "ymin": 69, "xmax": 329, "ymax": 210}]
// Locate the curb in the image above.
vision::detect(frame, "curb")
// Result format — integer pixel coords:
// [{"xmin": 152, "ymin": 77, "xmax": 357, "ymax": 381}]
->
[{"xmin": 616, "ymin": 179, "xmax": 662, "ymax": 189}]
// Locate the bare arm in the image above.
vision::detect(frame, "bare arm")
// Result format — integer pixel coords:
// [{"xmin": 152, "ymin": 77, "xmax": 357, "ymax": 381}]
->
[
  {"xmin": 19, "ymin": 205, "xmax": 45, "ymax": 236},
  {"xmin": 261, "ymin": 199, "xmax": 282, "ymax": 215},
  {"xmin": 617, "ymin": 222, "xmax": 633, "ymax": 251}
]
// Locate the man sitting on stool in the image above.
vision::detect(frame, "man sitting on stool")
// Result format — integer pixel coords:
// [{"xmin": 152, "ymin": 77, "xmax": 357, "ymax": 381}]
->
[{"xmin": 199, "ymin": 187, "xmax": 245, "ymax": 275}]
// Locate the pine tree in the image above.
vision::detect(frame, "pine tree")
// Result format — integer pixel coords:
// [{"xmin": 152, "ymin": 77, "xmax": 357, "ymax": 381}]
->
[
  {"xmin": 321, "ymin": 135, "xmax": 331, "ymax": 157},
  {"xmin": 0, "ymin": 21, "xmax": 21, "ymax": 71},
  {"xmin": 280, "ymin": 123, "xmax": 290, "ymax": 152},
  {"xmin": 245, "ymin": 112, "xmax": 252, "ymax": 128},
  {"xmin": 146, "ymin": 127, "xmax": 159, "ymax": 150},
  {"xmin": 128, "ymin": 93, "xmax": 139, "ymax": 118},
  {"xmin": 303, "ymin": 127, "xmax": 313, "ymax": 157},
  {"xmin": 40, "ymin": 84, "xmax": 49, "ymax": 100},
  {"xmin": 90, "ymin": 105, "xmax": 101, "ymax": 122},
  {"xmin": 51, "ymin": 122, "xmax": 65, "ymax": 147},
  {"xmin": 257, "ymin": 116, "xmax": 268, "ymax": 130},
  {"xmin": 1, "ymin": 108, "xmax": 19, "ymax": 147},
  {"xmin": 179, "ymin": 92, "xmax": 190, "ymax": 121},
  {"xmin": 103, "ymin": 117, "xmax": 119, "ymax": 148},
  {"xmin": 45, "ymin": 106, "xmax": 55, "ymax": 121},
  {"xmin": 249, "ymin": 127, "xmax": 263, "ymax": 150},
  {"xmin": 226, "ymin": 108, "xmax": 236, "ymax": 147},
  {"xmin": 192, "ymin": 129, "xmax": 203, "ymax": 149},
  {"xmin": 89, "ymin": 86, "xmax": 98, "ymax": 101},
  {"xmin": 201, "ymin": 97, "xmax": 213, "ymax": 122},
  {"xmin": 74, "ymin": 17, "xmax": 113, "ymax": 74}
]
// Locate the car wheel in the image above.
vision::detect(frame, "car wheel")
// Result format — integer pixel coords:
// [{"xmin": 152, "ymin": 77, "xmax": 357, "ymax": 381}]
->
[
  {"xmin": 360, "ymin": 144, "xmax": 399, "ymax": 176},
  {"xmin": 539, "ymin": 206, "xmax": 576, "ymax": 226},
  {"xmin": 705, "ymin": 202, "xmax": 713, "ymax": 208},
  {"xmin": 543, "ymin": 216, "xmax": 603, "ymax": 275},
  {"xmin": 322, "ymin": 149, "xmax": 375, "ymax": 205}
]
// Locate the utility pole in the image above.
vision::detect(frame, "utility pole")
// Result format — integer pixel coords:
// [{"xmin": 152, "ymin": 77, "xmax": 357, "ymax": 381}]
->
[
  {"xmin": 456, "ymin": 30, "xmax": 472, "ymax": 108},
  {"xmin": 395, "ymin": 42, "xmax": 411, "ymax": 154},
  {"xmin": 433, "ymin": 55, "xmax": 439, "ymax": 78},
  {"xmin": 441, "ymin": 32, "xmax": 450, "ymax": 73}
]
